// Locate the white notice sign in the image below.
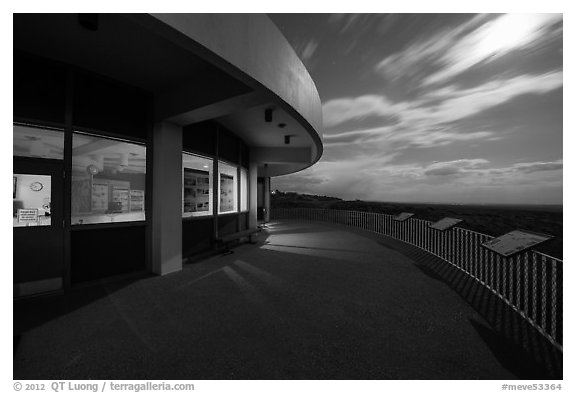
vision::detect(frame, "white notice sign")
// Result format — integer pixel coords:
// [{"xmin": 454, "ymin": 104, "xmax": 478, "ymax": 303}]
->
[{"xmin": 18, "ymin": 208, "xmax": 39, "ymax": 223}]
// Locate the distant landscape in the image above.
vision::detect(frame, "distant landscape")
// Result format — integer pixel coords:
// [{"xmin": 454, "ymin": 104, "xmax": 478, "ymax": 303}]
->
[{"xmin": 271, "ymin": 191, "xmax": 563, "ymax": 259}]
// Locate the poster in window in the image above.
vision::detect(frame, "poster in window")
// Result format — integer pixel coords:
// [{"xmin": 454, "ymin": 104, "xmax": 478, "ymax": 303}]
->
[
  {"xmin": 220, "ymin": 174, "xmax": 235, "ymax": 212},
  {"xmin": 112, "ymin": 187, "xmax": 130, "ymax": 212},
  {"xmin": 130, "ymin": 190, "xmax": 145, "ymax": 212},
  {"xmin": 184, "ymin": 168, "xmax": 210, "ymax": 213},
  {"xmin": 91, "ymin": 182, "xmax": 109, "ymax": 212}
]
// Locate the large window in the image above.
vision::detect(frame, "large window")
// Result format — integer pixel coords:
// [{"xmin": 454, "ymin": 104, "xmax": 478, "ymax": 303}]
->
[
  {"xmin": 71, "ymin": 132, "xmax": 146, "ymax": 225},
  {"xmin": 182, "ymin": 153, "xmax": 213, "ymax": 218},
  {"xmin": 218, "ymin": 161, "xmax": 238, "ymax": 214},
  {"xmin": 240, "ymin": 168, "xmax": 248, "ymax": 212}
]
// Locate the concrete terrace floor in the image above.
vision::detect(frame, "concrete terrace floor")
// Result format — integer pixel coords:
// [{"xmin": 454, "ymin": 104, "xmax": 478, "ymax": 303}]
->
[{"xmin": 13, "ymin": 220, "xmax": 559, "ymax": 380}]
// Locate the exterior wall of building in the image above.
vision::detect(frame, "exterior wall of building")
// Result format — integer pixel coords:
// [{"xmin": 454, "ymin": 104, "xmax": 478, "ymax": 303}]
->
[
  {"xmin": 14, "ymin": 52, "xmax": 151, "ymax": 287},
  {"xmin": 13, "ymin": 52, "xmax": 254, "ymax": 289}
]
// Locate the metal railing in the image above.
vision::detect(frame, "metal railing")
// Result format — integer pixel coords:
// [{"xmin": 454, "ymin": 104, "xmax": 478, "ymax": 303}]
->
[{"xmin": 271, "ymin": 207, "xmax": 563, "ymax": 351}]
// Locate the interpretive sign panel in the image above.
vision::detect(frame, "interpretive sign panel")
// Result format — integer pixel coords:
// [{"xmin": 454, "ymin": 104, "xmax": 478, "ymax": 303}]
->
[
  {"xmin": 430, "ymin": 217, "xmax": 463, "ymax": 231},
  {"xmin": 481, "ymin": 230, "xmax": 553, "ymax": 258},
  {"xmin": 393, "ymin": 212, "xmax": 414, "ymax": 222}
]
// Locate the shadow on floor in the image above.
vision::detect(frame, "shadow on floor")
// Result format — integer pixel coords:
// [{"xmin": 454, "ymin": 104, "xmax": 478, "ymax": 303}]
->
[
  {"xmin": 262, "ymin": 242, "xmax": 380, "ymax": 255},
  {"xmin": 14, "ymin": 271, "xmax": 150, "ymax": 341},
  {"xmin": 372, "ymin": 235, "xmax": 562, "ymax": 379}
]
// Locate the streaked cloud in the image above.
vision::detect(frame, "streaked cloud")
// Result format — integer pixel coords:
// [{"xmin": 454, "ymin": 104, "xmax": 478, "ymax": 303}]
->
[
  {"xmin": 324, "ymin": 125, "xmax": 494, "ymax": 150},
  {"xmin": 322, "ymin": 95, "xmax": 396, "ymax": 128},
  {"xmin": 402, "ymin": 71, "xmax": 563, "ymax": 126},
  {"xmin": 374, "ymin": 14, "xmax": 487, "ymax": 83},
  {"xmin": 423, "ymin": 159, "xmax": 490, "ymax": 176},
  {"xmin": 421, "ymin": 159, "xmax": 563, "ymax": 179},
  {"xmin": 301, "ymin": 39, "xmax": 319, "ymax": 61},
  {"xmin": 489, "ymin": 159, "xmax": 563, "ymax": 175},
  {"xmin": 323, "ymin": 71, "xmax": 562, "ymax": 130},
  {"xmin": 374, "ymin": 13, "xmax": 562, "ymax": 87},
  {"xmin": 422, "ymin": 13, "xmax": 562, "ymax": 86}
]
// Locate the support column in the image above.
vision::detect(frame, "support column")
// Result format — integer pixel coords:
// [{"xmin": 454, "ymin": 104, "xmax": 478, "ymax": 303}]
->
[
  {"xmin": 248, "ymin": 162, "xmax": 258, "ymax": 230},
  {"xmin": 264, "ymin": 177, "xmax": 271, "ymax": 223},
  {"xmin": 151, "ymin": 121, "xmax": 182, "ymax": 275}
]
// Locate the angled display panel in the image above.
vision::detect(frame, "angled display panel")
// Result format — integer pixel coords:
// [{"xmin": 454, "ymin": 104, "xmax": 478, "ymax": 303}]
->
[
  {"xmin": 393, "ymin": 212, "xmax": 414, "ymax": 222},
  {"xmin": 481, "ymin": 230, "xmax": 553, "ymax": 258},
  {"xmin": 430, "ymin": 217, "xmax": 463, "ymax": 231}
]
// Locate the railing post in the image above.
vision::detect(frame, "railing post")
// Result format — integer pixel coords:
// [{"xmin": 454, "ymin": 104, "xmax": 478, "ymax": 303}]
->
[
  {"xmin": 515, "ymin": 254, "xmax": 521, "ymax": 310},
  {"xmin": 541, "ymin": 254, "xmax": 548, "ymax": 333}
]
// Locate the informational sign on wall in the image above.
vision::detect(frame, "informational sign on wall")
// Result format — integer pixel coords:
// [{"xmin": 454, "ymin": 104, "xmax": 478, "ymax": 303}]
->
[
  {"xmin": 184, "ymin": 168, "xmax": 210, "ymax": 213},
  {"xmin": 112, "ymin": 187, "xmax": 130, "ymax": 212},
  {"xmin": 91, "ymin": 183, "xmax": 109, "ymax": 212},
  {"xmin": 429, "ymin": 217, "xmax": 463, "ymax": 231},
  {"xmin": 481, "ymin": 230, "xmax": 553, "ymax": 258},
  {"xmin": 130, "ymin": 190, "xmax": 145, "ymax": 212},
  {"xmin": 220, "ymin": 174, "xmax": 235, "ymax": 212},
  {"xmin": 393, "ymin": 212, "xmax": 414, "ymax": 222},
  {"xmin": 18, "ymin": 208, "xmax": 38, "ymax": 223}
]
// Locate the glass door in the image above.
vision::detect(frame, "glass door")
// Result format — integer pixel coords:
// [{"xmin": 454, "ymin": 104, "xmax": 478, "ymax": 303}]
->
[{"xmin": 13, "ymin": 157, "xmax": 64, "ymax": 297}]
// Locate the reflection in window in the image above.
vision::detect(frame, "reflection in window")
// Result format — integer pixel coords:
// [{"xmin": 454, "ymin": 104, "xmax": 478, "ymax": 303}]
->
[
  {"xmin": 240, "ymin": 168, "xmax": 248, "ymax": 212},
  {"xmin": 13, "ymin": 124, "xmax": 64, "ymax": 160},
  {"xmin": 71, "ymin": 132, "xmax": 146, "ymax": 225},
  {"xmin": 218, "ymin": 161, "xmax": 238, "ymax": 214},
  {"xmin": 182, "ymin": 153, "xmax": 213, "ymax": 217},
  {"xmin": 13, "ymin": 174, "xmax": 52, "ymax": 227}
]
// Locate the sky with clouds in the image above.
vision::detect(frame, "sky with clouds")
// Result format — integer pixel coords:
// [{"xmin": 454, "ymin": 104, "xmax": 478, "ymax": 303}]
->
[{"xmin": 268, "ymin": 13, "xmax": 563, "ymax": 205}]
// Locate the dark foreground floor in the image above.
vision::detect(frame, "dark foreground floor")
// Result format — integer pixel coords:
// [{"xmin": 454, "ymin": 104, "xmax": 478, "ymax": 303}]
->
[{"xmin": 14, "ymin": 221, "xmax": 561, "ymax": 379}]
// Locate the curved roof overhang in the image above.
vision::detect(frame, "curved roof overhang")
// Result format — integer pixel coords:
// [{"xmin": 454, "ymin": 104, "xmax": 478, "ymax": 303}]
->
[
  {"xmin": 13, "ymin": 13, "xmax": 323, "ymax": 177},
  {"xmin": 138, "ymin": 14, "xmax": 323, "ymax": 177}
]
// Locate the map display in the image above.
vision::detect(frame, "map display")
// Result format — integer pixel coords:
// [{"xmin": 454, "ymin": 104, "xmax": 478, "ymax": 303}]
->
[{"xmin": 429, "ymin": 217, "xmax": 463, "ymax": 231}]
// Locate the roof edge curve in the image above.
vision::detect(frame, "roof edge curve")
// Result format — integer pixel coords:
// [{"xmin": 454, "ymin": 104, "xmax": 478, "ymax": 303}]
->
[{"xmin": 141, "ymin": 13, "xmax": 324, "ymax": 168}]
